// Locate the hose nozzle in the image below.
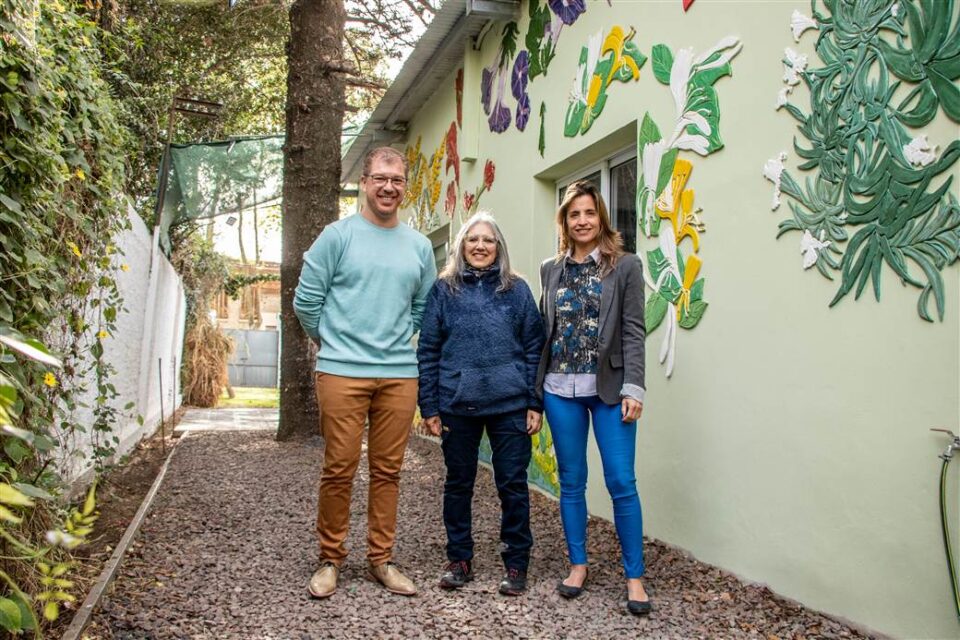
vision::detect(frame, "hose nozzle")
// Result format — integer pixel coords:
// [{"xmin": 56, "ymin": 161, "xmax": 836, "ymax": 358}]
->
[{"xmin": 931, "ymin": 428, "xmax": 960, "ymax": 461}]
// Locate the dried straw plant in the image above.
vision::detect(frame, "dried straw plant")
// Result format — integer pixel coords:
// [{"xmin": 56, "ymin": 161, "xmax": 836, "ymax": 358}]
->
[
  {"xmin": 171, "ymin": 235, "xmax": 233, "ymax": 407},
  {"xmin": 181, "ymin": 315, "xmax": 233, "ymax": 407}
]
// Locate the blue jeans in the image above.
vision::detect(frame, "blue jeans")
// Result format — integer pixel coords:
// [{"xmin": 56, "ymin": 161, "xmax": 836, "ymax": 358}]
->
[
  {"xmin": 543, "ymin": 391, "xmax": 644, "ymax": 578},
  {"xmin": 439, "ymin": 410, "xmax": 533, "ymax": 571}
]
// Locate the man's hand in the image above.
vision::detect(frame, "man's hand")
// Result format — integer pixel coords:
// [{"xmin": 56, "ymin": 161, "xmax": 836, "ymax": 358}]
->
[
  {"xmin": 423, "ymin": 416, "xmax": 442, "ymax": 436},
  {"xmin": 621, "ymin": 398, "xmax": 643, "ymax": 423},
  {"xmin": 526, "ymin": 410, "xmax": 543, "ymax": 435}
]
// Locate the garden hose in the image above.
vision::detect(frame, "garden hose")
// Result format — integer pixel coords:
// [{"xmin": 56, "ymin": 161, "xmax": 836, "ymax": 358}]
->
[{"xmin": 932, "ymin": 428, "xmax": 960, "ymax": 621}]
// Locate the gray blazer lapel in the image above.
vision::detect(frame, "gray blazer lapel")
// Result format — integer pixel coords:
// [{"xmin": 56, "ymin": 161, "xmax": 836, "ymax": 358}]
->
[
  {"xmin": 544, "ymin": 261, "xmax": 563, "ymax": 330},
  {"xmin": 598, "ymin": 265, "xmax": 618, "ymax": 334}
]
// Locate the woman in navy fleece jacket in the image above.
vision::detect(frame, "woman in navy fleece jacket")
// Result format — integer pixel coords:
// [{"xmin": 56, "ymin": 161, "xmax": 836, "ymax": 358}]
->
[{"xmin": 417, "ymin": 212, "xmax": 545, "ymax": 597}]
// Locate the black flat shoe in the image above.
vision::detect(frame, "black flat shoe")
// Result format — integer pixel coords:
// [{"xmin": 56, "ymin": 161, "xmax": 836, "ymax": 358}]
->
[
  {"xmin": 556, "ymin": 568, "xmax": 588, "ymax": 599},
  {"xmin": 626, "ymin": 596, "xmax": 652, "ymax": 616}
]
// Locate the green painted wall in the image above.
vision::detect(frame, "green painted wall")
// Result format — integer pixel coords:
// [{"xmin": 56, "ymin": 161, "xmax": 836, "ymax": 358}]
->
[{"xmin": 398, "ymin": 1, "xmax": 960, "ymax": 637}]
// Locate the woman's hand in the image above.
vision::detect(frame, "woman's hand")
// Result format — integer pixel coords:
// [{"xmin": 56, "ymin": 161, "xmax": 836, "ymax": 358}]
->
[
  {"xmin": 621, "ymin": 398, "xmax": 643, "ymax": 423},
  {"xmin": 423, "ymin": 416, "xmax": 442, "ymax": 436},
  {"xmin": 526, "ymin": 410, "xmax": 543, "ymax": 435}
]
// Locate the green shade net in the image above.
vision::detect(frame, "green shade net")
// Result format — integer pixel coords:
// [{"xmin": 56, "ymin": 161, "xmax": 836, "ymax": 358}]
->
[
  {"xmin": 156, "ymin": 125, "xmax": 364, "ymax": 254},
  {"xmin": 157, "ymin": 135, "xmax": 284, "ymax": 254}
]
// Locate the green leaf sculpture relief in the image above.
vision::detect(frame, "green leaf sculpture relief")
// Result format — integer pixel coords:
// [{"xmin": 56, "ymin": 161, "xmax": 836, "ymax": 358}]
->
[
  {"xmin": 564, "ymin": 26, "xmax": 646, "ymax": 137},
  {"xmin": 526, "ymin": 0, "xmax": 560, "ymax": 80},
  {"xmin": 651, "ymin": 44, "xmax": 673, "ymax": 84},
  {"xmin": 538, "ymin": 102, "xmax": 546, "ymax": 157},
  {"xmin": 678, "ymin": 299, "xmax": 708, "ymax": 329},
  {"xmin": 877, "ymin": 0, "xmax": 960, "ymax": 124},
  {"xmin": 645, "ymin": 290, "xmax": 669, "ymax": 332},
  {"xmin": 638, "ymin": 38, "xmax": 740, "ymax": 378},
  {"xmin": 766, "ymin": 0, "xmax": 960, "ymax": 321}
]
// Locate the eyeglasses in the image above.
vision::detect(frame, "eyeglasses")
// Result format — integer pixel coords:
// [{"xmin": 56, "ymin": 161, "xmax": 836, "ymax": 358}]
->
[
  {"xmin": 465, "ymin": 235, "xmax": 497, "ymax": 246},
  {"xmin": 364, "ymin": 174, "xmax": 407, "ymax": 188}
]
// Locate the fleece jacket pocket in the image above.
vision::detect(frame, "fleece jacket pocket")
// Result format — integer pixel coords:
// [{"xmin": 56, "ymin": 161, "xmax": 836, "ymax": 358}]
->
[{"xmin": 451, "ymin": 362, "xmax": 528, "ymax": 411}]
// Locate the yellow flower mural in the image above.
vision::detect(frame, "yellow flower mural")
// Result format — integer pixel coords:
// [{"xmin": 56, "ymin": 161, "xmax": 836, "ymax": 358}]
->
[
  {"xmin": 655, "ymin": 158, "xmax": 703, "ymax": 252},
  {"xmin": 638, "ymin": 37, "xmax": 740, "ymax": 378},
  {"xmin": 564, "ymin": 26, "xmax": 647, "ymax": 137}
]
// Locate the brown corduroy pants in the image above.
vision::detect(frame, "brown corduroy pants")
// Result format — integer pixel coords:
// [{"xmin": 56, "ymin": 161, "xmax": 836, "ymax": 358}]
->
[{"xmin": 314, "ymin": 372, "xmax": 417, "ymax": 567}]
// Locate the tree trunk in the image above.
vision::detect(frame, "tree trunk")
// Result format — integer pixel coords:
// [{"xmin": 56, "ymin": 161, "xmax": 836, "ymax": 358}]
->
[
  {"xmin": 252, "ymin": 197, "xmax": 261, "ymax": 265},
  {"xmin": 237, "ymin": 202, "xmax": 247, "ymax": 265},
  {"xmin": 278, "ymin": 0, "xmax": 347, "ymax": 440}
]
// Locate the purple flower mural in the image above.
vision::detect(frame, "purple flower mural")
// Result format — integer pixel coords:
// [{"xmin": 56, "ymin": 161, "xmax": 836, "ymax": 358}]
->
[
  {"xmin": 481, "ymin": 67, "xmax": 494, "ymax": 115},
  {"xmin": 515, "ymin": 94, "xmax": 531, "ymax": 131},
  {"xmin": 488, "ymin": 61, "xmax": 512, "ymax": 133},
  {"xmin": 511, "ymin": 51, "xmax": 529, "ymax": 100},
  {"xmin": 548, "ymin": 0, "xmax": 586, "ymax": 26}
]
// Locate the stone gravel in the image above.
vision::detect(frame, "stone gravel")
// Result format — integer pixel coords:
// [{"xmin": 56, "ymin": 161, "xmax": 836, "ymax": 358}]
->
[{"xmin": 87, "ymin": 429, "xmax": 876, "ymax": 639}]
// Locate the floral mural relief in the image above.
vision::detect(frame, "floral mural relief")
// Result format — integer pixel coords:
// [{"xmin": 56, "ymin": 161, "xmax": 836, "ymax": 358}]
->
[
  {"xmin": 637, "ymin": 37, "xmax": 742, "ymax": 378},
  {"xmin": 481, "ymin": 0, "xmax": 587, "ymax": 135},
  {"xmin": 564, "ymin": 25, "xmax": 647, "ymax": 137},
  {"xmin": 481, "ymin": 22, "xmax": 520, "ymax": 134},
  {"xmin": 404, "ymin": 70, "xmax": 497, "ymax": 233},
  {"xmin": 763, "ymin": 0, "xmax": 960, "ymax": 322}
]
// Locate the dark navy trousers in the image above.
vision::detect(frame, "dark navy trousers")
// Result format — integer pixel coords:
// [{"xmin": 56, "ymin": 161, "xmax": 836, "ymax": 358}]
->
[{"xmin": 439, "ymin": 409, "xmax": 533, "ymax": 571}]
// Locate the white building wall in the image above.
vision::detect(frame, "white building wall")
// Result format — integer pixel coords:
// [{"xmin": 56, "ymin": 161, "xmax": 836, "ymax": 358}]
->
[{"xmin": 57, "ymin": 206, "xmax": 185, "ymax": 484}]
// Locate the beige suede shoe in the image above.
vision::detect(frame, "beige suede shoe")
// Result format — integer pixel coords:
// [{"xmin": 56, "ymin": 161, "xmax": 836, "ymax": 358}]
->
[
  {"xmin": 367, "ymin": 561, "xmax": 417, "ymax": 596},
  {"xmin": 308, "ymin": 561, "xmax": 339, "ymax": 598}
]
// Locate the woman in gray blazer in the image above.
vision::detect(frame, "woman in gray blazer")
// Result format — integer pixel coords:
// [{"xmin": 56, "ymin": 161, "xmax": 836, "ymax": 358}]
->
[{"xmin": 536, "ymin": 180, "xmax": 650, "ymax": 615}]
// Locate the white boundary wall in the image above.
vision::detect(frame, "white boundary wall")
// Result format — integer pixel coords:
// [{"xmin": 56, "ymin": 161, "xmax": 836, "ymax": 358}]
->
[{"xmin": 57, "ymin": 206, "xmax": 186, "ymax": 485}]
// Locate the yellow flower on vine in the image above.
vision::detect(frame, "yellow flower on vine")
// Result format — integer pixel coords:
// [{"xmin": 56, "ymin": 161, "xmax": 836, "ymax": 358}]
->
[
  {"xmin": 96, "ymin": 330, "xmax": 109, "ymax": 339},
  {"xmin": 675, "ymin": 254, "xmax": 703, "ymax": 319},
  {"xmin": 120, "ymin": 264, "xmax": 130, "ymax": 272},
  {"xmin": 66, "ymin": 241, "xmax": 82, "ymax": 258},
  {"xmin": 74, "ymin": 168, "xmax": 85, "ymax": 181},
  {"xmin": 43, "ymin": 373, "xmax": 57, "ymax": 388},
  {"xmin": 655, "ymin": 158, "xmax": 704, "ymax": 251},
  {"xmin": 427, "ymin": 142, "xmax": 445, "ymax": 211}
]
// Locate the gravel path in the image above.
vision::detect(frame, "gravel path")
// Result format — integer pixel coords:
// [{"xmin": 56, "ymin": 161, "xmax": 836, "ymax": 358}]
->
[{"xmin": 87, "ymin": 427, "xmax": 875, "ymax": 639}]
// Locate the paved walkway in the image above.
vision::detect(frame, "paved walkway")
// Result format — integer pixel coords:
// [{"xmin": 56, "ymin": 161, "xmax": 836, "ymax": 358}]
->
[
  {"xmin": 87, "ymin": 408, "xmax": 874, "ymax": 639},
  {"xmin": 173, "ymin": 407, "xmax": 278, "ymax": 433}
]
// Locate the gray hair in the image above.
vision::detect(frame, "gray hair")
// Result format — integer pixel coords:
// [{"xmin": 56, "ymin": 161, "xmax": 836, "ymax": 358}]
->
[{"xmin": 439, "ymin": 211, "xmax": 518, "ymax": 293}]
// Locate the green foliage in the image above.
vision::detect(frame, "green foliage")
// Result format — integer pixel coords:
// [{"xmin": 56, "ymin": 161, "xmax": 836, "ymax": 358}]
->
[
  {"xmin": 223, "ymin": 273, "xmax": 280, "ymax": 300},
  {"xmin": 101, "ymin": 0, "xmax": 290, "ymax": 216},
  {"xmin": 1, "ymin": 0, "xmax": 132, "ymax": 462},
  {"xmin": 1, "ymin": 1, "xmax": 129, "ymax": 631},
  {"xmin": 0, "ymin": 328, "xmax": 99, "ymax": 635},
  {"xmin": 773, "ymin": 0, "xmax": 960, "ymax": 321},
  {"xmin": 170, "ymin": 234, "xmax": 231, "ymax": 326}
]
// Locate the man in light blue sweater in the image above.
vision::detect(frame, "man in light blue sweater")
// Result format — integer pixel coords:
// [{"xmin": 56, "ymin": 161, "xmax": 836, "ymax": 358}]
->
[{"xmin": 294, "ymin": 147, "xmax": 436, "ymax": 599}]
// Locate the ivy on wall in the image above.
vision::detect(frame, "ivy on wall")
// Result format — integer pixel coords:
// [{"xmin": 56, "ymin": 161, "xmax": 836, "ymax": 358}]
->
[
  {"xmin": 1, "ymin": 0, "xmax": 132, "ymax": 632},
  {"xmin": 764, "ymin": 0, "xmax": 960, "ymax": 322}
]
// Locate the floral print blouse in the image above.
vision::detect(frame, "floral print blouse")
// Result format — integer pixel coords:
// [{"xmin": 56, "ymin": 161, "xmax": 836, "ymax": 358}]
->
[{"xmin": 547, "ymin": 253, "xmax": 602, "ymax": 375}]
